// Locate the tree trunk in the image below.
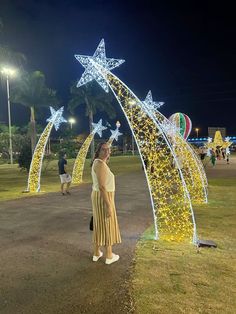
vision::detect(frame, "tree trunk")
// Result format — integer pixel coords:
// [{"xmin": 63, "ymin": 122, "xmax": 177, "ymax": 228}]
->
[
  {"xmin": 88, "ymin": 109, "xmax": 94, "ymax": 159},
  {"xmin": 30, "ymin": 106, "xmax": 37, "ymax": 154}
]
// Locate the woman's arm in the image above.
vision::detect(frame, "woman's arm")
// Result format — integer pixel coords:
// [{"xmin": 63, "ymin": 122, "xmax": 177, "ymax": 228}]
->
[{"xmin": 94, "ymin": 161, "xmax": 112, "ymax": 217}]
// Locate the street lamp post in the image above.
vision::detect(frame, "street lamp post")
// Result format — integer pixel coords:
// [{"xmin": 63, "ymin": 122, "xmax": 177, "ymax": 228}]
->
[
  {"xmin": 1, "ymin": 67, "xmax": 16, "ymax": 164},
  {"xmin": 195, "ymin": 128, "xmax": 199, "ymax": 138}
]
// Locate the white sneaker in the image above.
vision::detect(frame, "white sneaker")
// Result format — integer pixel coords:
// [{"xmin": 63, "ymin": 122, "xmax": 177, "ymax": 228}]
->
[
  {"xmin": 92, "ymin": 251, "xmax": 103, "ymax": 262},
  {"xmin": 105, "ymin": 253, "xmax": 120, "ymax": 265}
]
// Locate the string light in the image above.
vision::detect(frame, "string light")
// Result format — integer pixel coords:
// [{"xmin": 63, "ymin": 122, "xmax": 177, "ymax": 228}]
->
[
  {"xmin": 27, "ymin": 107, "xmax": 67, "ymax": 192},
  {"xmin": 72, "ymin": 119, "xmax": 107, "ymax": 184},
  {"xmin": 142, "ymin": 93, "xmax": 208, "ymax": 204}
]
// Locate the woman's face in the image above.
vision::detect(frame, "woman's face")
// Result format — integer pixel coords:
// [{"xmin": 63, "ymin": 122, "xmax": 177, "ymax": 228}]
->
[{"xmin": 99, "ymin": 143, "xmax": 111, "ymax": 160}]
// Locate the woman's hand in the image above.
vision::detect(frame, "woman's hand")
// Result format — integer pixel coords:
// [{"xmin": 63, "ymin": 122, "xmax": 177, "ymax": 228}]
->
[{"xmin": 106, "ymin": 205, "xmax": 113, "ymax": 218}]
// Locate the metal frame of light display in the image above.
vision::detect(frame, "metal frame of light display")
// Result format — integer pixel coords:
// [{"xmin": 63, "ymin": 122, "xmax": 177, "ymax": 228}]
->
[
  {"xmin": 71, "ymin": 119, "xmax": 107, "ymax": 184},
  {"xmin": 27, "ymin": 107, "xmax": 67, "ymax": 192},
  {"xmin": 75, "ymin": 39, "xmax": 203, "ymax": 243}
]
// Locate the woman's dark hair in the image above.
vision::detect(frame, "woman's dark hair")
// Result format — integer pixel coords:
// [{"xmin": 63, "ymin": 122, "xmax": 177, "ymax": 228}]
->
[
  {"xmin": 59, "ymin": 150, "xmax": 66, "ymax": 159},
  {"xmin": 91, "ymin": 142, "xmax": 107, "ymax": 166}
]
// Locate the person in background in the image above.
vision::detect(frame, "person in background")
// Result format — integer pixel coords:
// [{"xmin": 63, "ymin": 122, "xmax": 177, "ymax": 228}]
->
[
  {"xmin": 58, "ymin": 152, "xmax": 71, "ymax": 195},
  {"xmin": 210, "ymin": 149, "xmax": 216, "ymax": 167},
  {"xmin": 91, "ymin": 142, "xmax": 121, "ymax": 265},
  {"xmin": 221, "ymin": 148, "xmax": 226, "ymax": 160}
]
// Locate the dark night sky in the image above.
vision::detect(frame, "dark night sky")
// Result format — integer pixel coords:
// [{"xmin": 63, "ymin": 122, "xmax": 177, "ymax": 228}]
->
[{"xmin": 0, "ymin": 0, "xmax": 236, "ymax": 136}]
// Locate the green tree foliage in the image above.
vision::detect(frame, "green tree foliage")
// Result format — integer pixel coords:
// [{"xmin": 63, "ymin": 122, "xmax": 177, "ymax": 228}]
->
[
  {"xmin": 18, "ymin": 139, "xmax": 32, "ymax": 172},
  {"xmin": 68, "ymin": 81, "xmax": 116, "ymax": 158},
  {"xmin": 0, "ymin": 124, "xmax": 29, "ymax": 162},
  {"xmin": 11, "ymin": 71, "xmax": 59, "ymax": 154}
]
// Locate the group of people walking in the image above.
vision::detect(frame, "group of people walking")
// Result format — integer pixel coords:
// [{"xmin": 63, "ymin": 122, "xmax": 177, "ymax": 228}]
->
[
  {"xmin": 198, "ymin": 146, "xmax": 230, "ymax": 166},
  {"xmin": 58, "ymin": 143, "xmax": 121, "ymax": 265},
  {"xmin": 209, "ymin": 148, "xmax": 230, "ymax": 166}
]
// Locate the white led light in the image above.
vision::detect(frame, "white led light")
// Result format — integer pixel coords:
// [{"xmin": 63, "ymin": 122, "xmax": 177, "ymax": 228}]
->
[
  {"xmin": 109, "ymin": 128, "xmax": 123, "ymax": 142},
  {"xmin": 142, "ymin": 90, "xmax": 164, "ymax": 113},
  {"xmin": 91, "ymin": 118, "xmax": 107, "ymax": 137},
  {"xmin": 75, "ymin": 39, "xmax": 125, "ymax": 93},
  {"xmin": 46, "ymin": 106, "xmax": 67, "ymax": 130}
]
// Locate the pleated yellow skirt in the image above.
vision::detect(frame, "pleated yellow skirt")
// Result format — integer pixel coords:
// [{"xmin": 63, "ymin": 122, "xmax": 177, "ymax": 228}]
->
[{"xmin": 91, "ymin": 190, "xmax": 121, "ymax": 246}]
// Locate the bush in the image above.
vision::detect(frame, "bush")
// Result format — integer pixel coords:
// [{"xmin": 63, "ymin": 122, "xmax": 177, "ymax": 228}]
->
[{"xmin": 18, "ymin": 142, "xmax": 32, "ymax": 172}]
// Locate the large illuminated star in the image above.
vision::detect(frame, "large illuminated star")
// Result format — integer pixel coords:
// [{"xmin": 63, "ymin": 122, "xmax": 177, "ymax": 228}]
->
[
  {"xmin": 46, "ymin": 106, "xmax": 67, "ymax": 131},
  {"xmin": 110, "ymin": 128, "xmax": 123, "ymax": 142},
  {"xmin": 75, "ymin": 39, "xmax": 125, "ymax": 92},
  {"xmin": 92, "ymin": 119, "xmax": 107, "ymax": 137},
  {"xmin": 142, "ymin": 90, "xmax": 164, "ymax": 113}
]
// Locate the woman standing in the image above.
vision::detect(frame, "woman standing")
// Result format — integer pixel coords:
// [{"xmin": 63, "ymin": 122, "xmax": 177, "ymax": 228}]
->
[{"xmin": 91, "ymin": 142, "xmax": 121, "ymax": 265}]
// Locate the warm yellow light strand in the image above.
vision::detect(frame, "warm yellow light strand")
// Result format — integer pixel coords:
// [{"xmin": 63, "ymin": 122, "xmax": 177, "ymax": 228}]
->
[
  {"xmin": 27, "ymin": 122, "xmax": 53, "ymax": 192},
  {"xmin": 156, "ymin": 112, "xmax": 208, "ymax": 204},
  {"xmin": 106, "ymin": 72, "xmax": 195, "ymax": 242},
  {"xmin": 72, "ymin": 133, "xmax": 94, "ymax": 184}
]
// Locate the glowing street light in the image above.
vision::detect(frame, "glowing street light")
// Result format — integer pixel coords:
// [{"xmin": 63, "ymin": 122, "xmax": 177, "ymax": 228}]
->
[
  {"xmin": 195, "ymin": 128, "xmax": 199, "ymax": 138},
  {"xmin": 68, "ymin": 117, "xmax": 76, "ymax": 129},
  {"xmin": 116, "ymin": 120, "xmax": 121, "ymax": 129},
  {"xmin": 1, "ymin": 67, "xmax": 17, "ymax": 164}
]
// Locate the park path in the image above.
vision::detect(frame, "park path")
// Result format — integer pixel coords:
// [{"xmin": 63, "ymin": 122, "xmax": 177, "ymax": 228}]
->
[
  {"xmin": 0, "ymin": 155, "xmax": 235, "ymax": 314},
  {"xmin": 0, "ymin": 171, "xmax": 153, "ymax": 314}
]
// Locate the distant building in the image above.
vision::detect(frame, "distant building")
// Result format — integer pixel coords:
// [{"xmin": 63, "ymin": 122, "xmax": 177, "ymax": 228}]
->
[{"xmin": 208, "ymin": 127, "xmax": 226, "ymax": 138}]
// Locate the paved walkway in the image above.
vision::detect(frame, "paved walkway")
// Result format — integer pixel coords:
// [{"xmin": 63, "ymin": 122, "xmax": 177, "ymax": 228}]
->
[
  {"xmin": 0, "ymin": 156, "xmax": 235, "ymax": 314},
  {"xmin": 0, "ymin": 171, "xmax": 153, "ymax": 314}
]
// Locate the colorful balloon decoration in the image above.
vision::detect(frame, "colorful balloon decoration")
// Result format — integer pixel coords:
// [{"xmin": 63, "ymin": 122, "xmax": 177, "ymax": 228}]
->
[{"xmin": 169, "ymin": 113, "xmax": 192, "ymax": 140}]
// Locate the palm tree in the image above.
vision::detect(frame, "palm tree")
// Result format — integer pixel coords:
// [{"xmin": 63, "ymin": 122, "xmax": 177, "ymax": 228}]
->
[
  {"xmin": 11, "ymin": 71, "xmax": 59, "ymax": 153},
  {"xmin": 68, "ymin": 81, "xmax": 116, "ymax": 158}
]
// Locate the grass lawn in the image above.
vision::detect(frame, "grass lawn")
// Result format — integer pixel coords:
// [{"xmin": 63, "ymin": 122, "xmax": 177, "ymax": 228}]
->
[
  {"xmin": 0, "ymin": 155, "xmax": 141, "ymax": 202},
  {"xmin": 131, "ymin": 176, "xmax": 236, "ymax": 313}
]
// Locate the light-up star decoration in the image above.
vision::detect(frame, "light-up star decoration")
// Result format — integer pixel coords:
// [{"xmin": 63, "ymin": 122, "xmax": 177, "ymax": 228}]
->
[
  {"xmin": 27, "ymin": 106, "xmax": 67, "ymax": 192},
  {"xmin": 71, "ymin": 119, "xmax": 107, "ymax": 184},
  {"xmin": 142, "ymin": 90, "xmax": 164, "ymax": 113},
  {"xmin": 91, "ymin": 118, "xmax": 107, "ymax": 137},
  {"xmin": 160, "ymin": 120, "xmax": 180, "ymax": 139},
  {"xmin": 206, "ymin": 131, "xmax": 232, "ymax": 151},
  {"xmin": 46, "ymin": 106, "xmax": 67, "ymax": 130},
  {"xmin": 75, "ymin": 38, "xmax": 125, "ymax": 92},
  {"xmin": 110, "ymin": 128, "xmax": 123, "ymax": 142}
]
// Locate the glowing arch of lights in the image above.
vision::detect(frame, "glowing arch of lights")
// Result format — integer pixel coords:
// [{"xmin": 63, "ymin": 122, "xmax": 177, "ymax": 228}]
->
[
  {"xmin": 75, "ymin": 39, "xmax": 205, "ymax": 243},
  {"xmin": 27, "ymin": 107, "xmax": 67, "ymax": 192},
  {"xmin": 71, "ymin": 119, "xmax": 107, "ymax": 184}
]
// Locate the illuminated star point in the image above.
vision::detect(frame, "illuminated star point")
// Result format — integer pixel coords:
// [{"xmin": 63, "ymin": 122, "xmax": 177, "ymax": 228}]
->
[
  {"xmin": 46, "ymin": 106, "xmax": 67, "ymax": 131},
  {"xmin": 92, "ymin": 119, "xmax": 107, "ymax": 137},
  {"xmin": 142, "ymin": 90, "xmax": 164, "ymax": 113},
  {"xmin": 110, "ymin": 128, "xmax": 123, "ymax": 142},
  {"xmin": 75, "ymin": 39, "xmax": 125, "ymax": 93}
]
